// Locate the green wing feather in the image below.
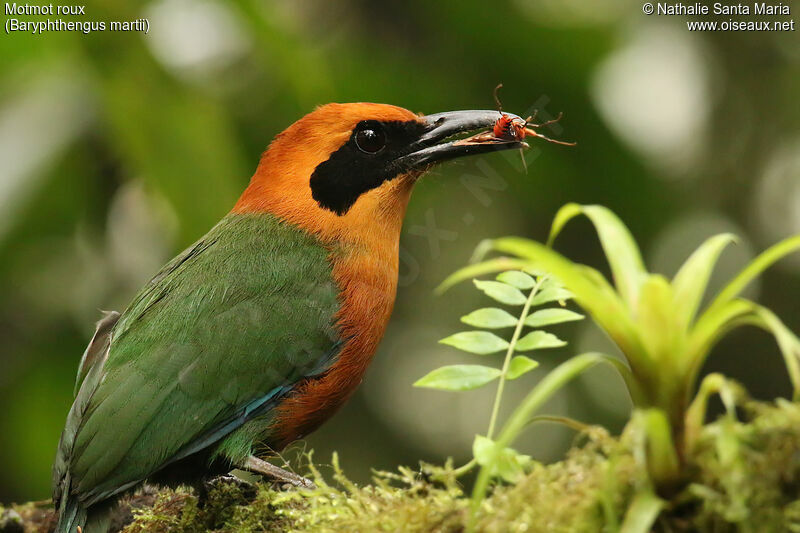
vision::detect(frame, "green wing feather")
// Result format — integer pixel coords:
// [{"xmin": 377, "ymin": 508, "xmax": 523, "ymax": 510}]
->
[{"xmin": 54, "ymin": 213, "xmax": 341, "ymax": 506}]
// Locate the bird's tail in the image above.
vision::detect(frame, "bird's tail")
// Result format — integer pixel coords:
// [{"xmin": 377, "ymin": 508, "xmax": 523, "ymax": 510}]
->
[
  {"xmin": 55, "ymin": 494, "xmax": 86, "ymax": 533},
  {"xmin": 56, "ymin": 495, "xmax": 110, "ymax": 533}
]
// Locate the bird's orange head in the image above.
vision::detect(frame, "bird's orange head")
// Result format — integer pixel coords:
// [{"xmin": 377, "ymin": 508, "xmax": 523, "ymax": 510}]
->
[{"xmin": 233, "ymin": 102, "xmax": 526, "ymax": 245}]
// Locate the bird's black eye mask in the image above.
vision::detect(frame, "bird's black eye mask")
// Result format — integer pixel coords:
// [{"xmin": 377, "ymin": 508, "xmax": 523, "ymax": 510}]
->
[{"xmin": 310, "ymin": 119, "xmax": 427, "ymax": 216}]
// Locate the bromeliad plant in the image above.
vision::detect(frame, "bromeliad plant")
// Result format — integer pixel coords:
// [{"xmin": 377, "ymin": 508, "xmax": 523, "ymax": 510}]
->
[
  {"xmin": 428, "ymin": 203, "xmax": 800, "ymax": 523},
  {"xmin": 414, "ymin": 265, "xmax": 584, "ymax": 482}
]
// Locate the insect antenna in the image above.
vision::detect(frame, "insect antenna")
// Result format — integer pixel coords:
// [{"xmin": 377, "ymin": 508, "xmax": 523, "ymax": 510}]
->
[
  {"xmin": 524, "ymin": 129, "xmax": 577, "ymax": 146},
  {"xmin": 493, "ymin": 83, "xmax": 504, "ymax": 113},
  {"xmin": 528, "ymin": 111, "xmax": 564, "ymax": 129}
]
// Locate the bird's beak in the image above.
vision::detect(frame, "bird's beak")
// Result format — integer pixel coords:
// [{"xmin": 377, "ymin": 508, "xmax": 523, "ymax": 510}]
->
[{"xmin": 397, "ymin": 110, "xmax": 527, "ymax": 169}]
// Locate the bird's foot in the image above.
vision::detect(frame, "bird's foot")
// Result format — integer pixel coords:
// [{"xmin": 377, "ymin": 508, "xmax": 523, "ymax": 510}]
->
[
  {"xmin": 207, "ymin": 473, "xmax": 256, "ymax": 491},
  {"xmin": 197, "ymin": 473, "xmax": 256, "ymax": 506},
  {"xmin": 241, "ymin": 455, "xmax": 316, "ymax": 490}
]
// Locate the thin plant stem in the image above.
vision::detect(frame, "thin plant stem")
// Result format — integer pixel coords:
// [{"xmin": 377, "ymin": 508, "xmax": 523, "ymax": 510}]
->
[
  {"xmin": 468, "ymin": 352, "xmax": 610, "ymax": 531},
  {"xmin": 486, "ymin": 276, "xmax": 546, "ymax": 440},
  {"xmin": 452, "ymin": 458, "xmax": 477, "ymax": 478}
]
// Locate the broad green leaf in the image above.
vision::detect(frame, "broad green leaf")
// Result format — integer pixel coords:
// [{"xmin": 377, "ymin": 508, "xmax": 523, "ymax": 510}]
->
[
  {"xmin": 496, "ymin": 270, "xmax": 536, "ymax": 289},
  {"xmin": 440, "ymin": 331, "xmax": 509, "ymax": 354},
  {"xmin": 522, "ymin": 265, "xmax": 547, "ymax": 277},
  {"xmin": 472, "ymin": 435, "xmax": 532, "ymax": 483},
  {"xmin": 506, "ymin": 356, "xmax": 539, "ymax": 379},
  {"xmin": 672, "ymin": 233, "xmax": 737, "ymax": 330},
  {"xmin": 436, "ymin": 257, "xmax": 532, "ymax": 294},
  {"xmin": 516, "ymin": 330, "xmax": 566, "ymax": 351},
  {"xmin": 707, "ymin": 234, "xmax": 800, "ymax": 315},
  {"xmin": 525, "ymin": 308, "xmax": 584, "ymax": 327},
  {"xmin": 461, "ymin": 308, "xmax": 518, "ymax": 329},
  {"xmin": 474, "ymin": 280, "xmax": 527, "ymax": 305},
  {"xmin": 531, "ymin": 286, "xmax": 574, "ymax": 305},
  {"xmin": 619, "ymin": 490, "xmax": 664, "ymax": 533},
  {"xmin": 548, "ymin": 203, "xmax": 647, "ymax": 310},
  {"xmin": 414, "ymin": 365, "xmax": 502, "ymax": 390}
]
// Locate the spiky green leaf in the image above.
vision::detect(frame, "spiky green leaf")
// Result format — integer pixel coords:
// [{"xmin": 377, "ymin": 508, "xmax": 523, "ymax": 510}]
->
[
  {"xmin": 688, "ymin": 297, "xmax": 800, "ymax": 401},
  {"xmin": 635, "ymin": 275, "xmax": 679, "ymax": 362},
  {"xmin": 734, "ymin": 302, "xmax": 800, "ymax": 400},
  {"xmin": 548, "ymin": 203, "xmax": 647, "ymax": 310},
  {"xmin": 707, "ymin": 235, "xmax": 800, "ymax": 314},
  {"xmin": 672, "ymin": 233, "xmax": 737, "ymax": 330}
]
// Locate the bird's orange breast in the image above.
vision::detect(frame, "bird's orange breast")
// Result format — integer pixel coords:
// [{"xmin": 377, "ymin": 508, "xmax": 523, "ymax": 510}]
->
[
  {"xmin": 235, "ymin": 184, "xmax": 418, "ymax": 448},
  {"xmin": 267, "ymin": 237, "xmax": 401, "ymax": 447},
  {"xmin": 262, "ymin": 177, "xmax": 413, "ymax": 447}
]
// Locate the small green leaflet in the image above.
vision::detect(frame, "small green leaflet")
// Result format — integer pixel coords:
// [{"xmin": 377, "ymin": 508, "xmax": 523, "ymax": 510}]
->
[
  {"xmin": 506, "ymin": 356, "xmax": 539, "ymax": 379},
  {"xmin": 440, "ymin": 331, "xmax": 509, "ymax": 354},
  {"xmin": 461, "ymin": 308, "xmax": 518, "ymax": 329},
  {"xmin": 516, "ymin": 330, "xmax": 567, "ymax": 351},
  {"xmin": 496, "ymin": 270, "xmax": 536, "ymax": 290},
  {"xmin": 525, "ymin": 308, "xmax": 584, "ymax": 327},
  {"xmin": 474, "ymin": 280, "xmax": 527, "ymax": 305},
  {"xmin": 414, "ymin": 365, "xmax": 502, "ymax": 391},
  {"xmin": 531, "ymin": 286, "xmax": 574, "ymax": 306},
  {"xmin": 473, "ymin": 435, "xmax": 533, "ymax": 483}
]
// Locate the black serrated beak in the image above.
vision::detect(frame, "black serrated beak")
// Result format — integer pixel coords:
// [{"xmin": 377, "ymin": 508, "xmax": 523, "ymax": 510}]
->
[{"xmin": 396, "ymin": 110, "xmax": 526, "ymax": 169}]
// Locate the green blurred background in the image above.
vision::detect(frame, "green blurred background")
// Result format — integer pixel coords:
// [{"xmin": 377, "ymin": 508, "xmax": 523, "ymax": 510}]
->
[{"xmin": 1, "ymin": 0, "xmax": 798, "ymax": 503}]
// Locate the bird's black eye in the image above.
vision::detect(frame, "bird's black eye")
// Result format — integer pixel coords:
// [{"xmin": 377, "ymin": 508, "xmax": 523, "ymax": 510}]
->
[{"xmin": 354, "ymin": 123, "xmax": 386, "ymax": 154}]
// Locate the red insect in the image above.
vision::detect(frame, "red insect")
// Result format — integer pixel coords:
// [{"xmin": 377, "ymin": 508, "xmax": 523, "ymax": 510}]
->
[{"xmin": 491, "ymin": 84, "xmax": 576, "ymax": 146}]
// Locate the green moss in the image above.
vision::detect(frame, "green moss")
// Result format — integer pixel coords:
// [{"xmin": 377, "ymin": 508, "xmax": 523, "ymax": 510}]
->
[
  {"xmin": 9, "ymin": 399, "xmax": 800, "ymax": 532},
  {"xmin": 681, "ymin": 399, "xmax": 800, "ymax": 532}
]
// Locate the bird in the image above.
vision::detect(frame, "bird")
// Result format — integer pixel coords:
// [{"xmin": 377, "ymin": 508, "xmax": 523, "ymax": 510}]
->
[{"xmin": 52, "ymin": 102, "xmax": 527, "ymax": 532}]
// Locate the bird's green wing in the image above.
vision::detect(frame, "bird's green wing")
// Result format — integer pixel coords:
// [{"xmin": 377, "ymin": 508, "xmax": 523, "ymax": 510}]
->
[{"xmin": 54, "ymin": 213, "xmax": 341, "ymax": 506}]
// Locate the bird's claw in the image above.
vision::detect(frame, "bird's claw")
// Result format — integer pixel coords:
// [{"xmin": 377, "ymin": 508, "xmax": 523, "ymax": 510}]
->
[{"xmin": 242, "ymin": 455, "xmax": 316, "ymax": 490}]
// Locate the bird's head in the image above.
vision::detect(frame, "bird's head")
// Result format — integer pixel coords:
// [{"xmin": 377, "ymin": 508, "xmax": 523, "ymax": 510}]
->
[{"xmin": 234, "ymin": 103, "xmax": 525, "ymax": 244}]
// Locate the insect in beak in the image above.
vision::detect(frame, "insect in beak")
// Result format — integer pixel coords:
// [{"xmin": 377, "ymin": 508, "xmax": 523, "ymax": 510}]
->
[{"xmin": 458, "ymin": 84, "xmax": 576, "ymax": 173}]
